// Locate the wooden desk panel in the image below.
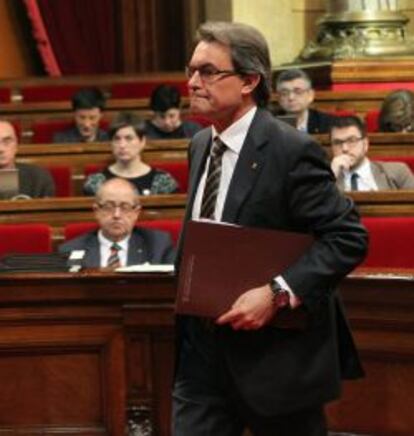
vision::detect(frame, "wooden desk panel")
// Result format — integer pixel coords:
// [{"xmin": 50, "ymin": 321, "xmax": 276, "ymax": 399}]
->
[{"xmin": 0, "ymin": 270, "xmax": 413, "ymax": 435}]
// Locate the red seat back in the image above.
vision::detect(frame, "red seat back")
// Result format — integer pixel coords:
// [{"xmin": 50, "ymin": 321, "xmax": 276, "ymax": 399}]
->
[
  {"xmin": 21, "ymin": 85, "xmax": 83, "ymax": 102},
  {"xmin": 0, "ymin": 88, "xmax": 11, "ymax": 103},
  {"xmin": 361, "ymin": 217, "xmax": 414, "ymax": 268},
  {"xmin": 151, "ymin": 160, "xmax": 188, "ymax": 193},
  {"xmin": 64, "ymin": 219, "xmax": 182, "ymax": 244},
  {"xmin": 0, "ymin": 223, "xmax": 52, "ymax": 256},
  {"xmin": 365, "ymin": 110, "xmax": 380, "ymax": 133},
  {"xmin": 111, "ymin": 81, "xmax": 188, "ymax": 99},
  {"xmin": 47, "ymin": 166, "xmax": 73, "ymax": 197},
  {"xmin": 373, "ymin": 156, "xmax": 414, "ymax": 173}
]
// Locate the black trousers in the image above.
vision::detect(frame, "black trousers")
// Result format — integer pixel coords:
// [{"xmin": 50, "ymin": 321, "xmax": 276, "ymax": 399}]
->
[{"xmin": 172, "ymin": 327, "xmax": 327, "ymax": 436}]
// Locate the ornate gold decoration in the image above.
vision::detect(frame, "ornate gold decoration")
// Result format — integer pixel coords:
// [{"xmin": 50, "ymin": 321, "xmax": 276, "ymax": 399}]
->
[{"xmin": 298, "ymin": 7, "xmax": 414, "ymax": 61}]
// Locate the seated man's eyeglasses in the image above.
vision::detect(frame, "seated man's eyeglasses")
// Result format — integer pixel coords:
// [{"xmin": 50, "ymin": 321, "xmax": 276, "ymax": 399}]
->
[
  {"xmin": 97, "ymin": 202, "xmax": 140, "ymax": 213},
  {"xmin": 185, "ymin": 65, "xmax": 239, "ymax": 83},
  {"xmin": 331, "ymin": 136, "xmax": 365, "ymax": 147},
  {"xmin": 278, "ymin": 88, "xmax": 310, "ymax": 98}
]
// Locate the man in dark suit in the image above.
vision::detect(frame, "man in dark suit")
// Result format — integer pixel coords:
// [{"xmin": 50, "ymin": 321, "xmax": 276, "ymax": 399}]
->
[
  {"xmin": 53, "ymin": 87, "xmax": 109, "ymax": 143},
  {"xmin": 330, "ymin": 115, "xmax": 414, "ymax": 191},
  {"xmin": 173, "ymin": 22, "xmax": 368, "ymax": 436},
  {"xmin": 0, "ymin": 120, "xmax": 55, "ymax": 199},
  {"xmin": 59, "ymin": 178, "xmax": 175, "ymax": 268},
  {"xmin": 275, "ymin": 68, "xmax": 337, "ymax": 134}
]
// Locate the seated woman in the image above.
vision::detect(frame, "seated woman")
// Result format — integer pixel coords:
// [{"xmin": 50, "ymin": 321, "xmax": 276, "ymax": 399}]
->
[
  {"xmin": 145, "ymin": 84, "xmax": 201, "ymax": 139},
  {"xmin": 379, "ymin": 89, "xmax": 414, "ymax": 132},
  {"xmin": 83, "ymin": 112, "xmax": 179, "ymax": 196}
]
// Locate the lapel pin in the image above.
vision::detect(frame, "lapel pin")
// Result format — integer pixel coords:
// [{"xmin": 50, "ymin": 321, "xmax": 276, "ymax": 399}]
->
[{"xmin": 251, "ymin": 162, "xmax": 258, "ymax": 170}]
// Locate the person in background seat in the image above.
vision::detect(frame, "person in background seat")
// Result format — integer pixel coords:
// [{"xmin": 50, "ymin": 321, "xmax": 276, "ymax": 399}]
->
[
  {"xmin": 146, "ymin": 84, "xmax": 202, "ymax": 139},
  {"xmin": 59, "ymin": 177, "xmax": 175, "ymax": 268},
  {"xmin": 275, "ymin": 68, "xmax": 337, "ymax": 134},
  {"xmin": 83, "ymin": 112, "xmax": 179, "ymax": 196},
  {"xmin": 0, "ymin": 120, "xmax": 55, "ymax": 199},
  {"xmin": 53, "ymin": 87, "xmax": 109, "ymax": 143},
  {"xmin": 330, "ymin": 115, "xmax": 414, "ymax": 191}
]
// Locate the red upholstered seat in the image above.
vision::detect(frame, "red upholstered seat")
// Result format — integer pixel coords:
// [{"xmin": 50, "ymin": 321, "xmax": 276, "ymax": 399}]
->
[
  {"xmin": 330, "ymin": 110, "xmax": 356, "ymax": 117},
  {"xmin": 373, "ymin": 156, "xmax": 414, "ymax": 173},
  {"xmin": 361, "ymin": 217, "xmax": 414, "ymax": 268},
  {"xmin": 84, "ymin": 160, "xmax": 188, "ymax": 193},
  {"xmin": 47, "ymin": 166, "xmax": 73, "ymax": 197},
  {"xmin": 0, "ymin": 88, "xmax": 11, "ymax": 103},
  {"xmin": 64, "ymin": 219, "xmax": 182, "ymax": 244},
  {"xmin": 21, "ymin": 85, "xmax": 83, "ymax": 102},
  {"xmin": 151, "ymin": 160, "xmax": 188, "ymax": 193},
  {"xmin": 0, "ymin": 223, "xmax": 52, "ymax": 256},
  {"xmin": 365, "ymin": 110, "xmax": 380, "ymax": 133},
  {"xmin": 111, "ymin": 81, "xmax": 188, "ymax": 99},
  {"xmin": 32, "ymin": 120, "xmax": 74, "ymax": 143}
]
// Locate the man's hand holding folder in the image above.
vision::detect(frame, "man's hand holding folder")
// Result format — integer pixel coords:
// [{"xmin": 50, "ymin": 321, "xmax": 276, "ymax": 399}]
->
[{"xmin": 176, "ymin": 221, "xmax": 313, "ymax": 330}]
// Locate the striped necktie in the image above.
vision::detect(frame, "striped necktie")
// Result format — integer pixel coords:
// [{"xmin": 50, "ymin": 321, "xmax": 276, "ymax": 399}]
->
[
  {"xmin": 350, "ymin": 172, "xmax": 359, "ymax": 191},
  {"xmin": 107, "ymin": 243, "xmax": 121, "ymax": 269},
  {"xmin": 200, "ymin": 137, "xmax": 227, "ymax": 220}
]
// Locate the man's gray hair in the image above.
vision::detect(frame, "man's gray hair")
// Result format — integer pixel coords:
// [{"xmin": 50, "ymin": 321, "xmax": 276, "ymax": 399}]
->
[{"xmin": 196, "ymin": 21, "xmax": 272, "ymax": 108}]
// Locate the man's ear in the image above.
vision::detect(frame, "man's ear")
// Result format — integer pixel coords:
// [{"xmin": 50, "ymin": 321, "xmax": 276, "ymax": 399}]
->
[
  {"xmin": 309, "ymin": 88, "xmax": 315, "ymax": 103},
  {"xmin": 241, "ymin": 74, "xmax": 261, "ymax": 97}
]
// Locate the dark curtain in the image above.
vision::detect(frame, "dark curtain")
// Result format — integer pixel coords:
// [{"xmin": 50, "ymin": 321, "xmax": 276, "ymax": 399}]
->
[{"xmin": 36, "ymin": 0, "xmax": 119, "ymax": 74}]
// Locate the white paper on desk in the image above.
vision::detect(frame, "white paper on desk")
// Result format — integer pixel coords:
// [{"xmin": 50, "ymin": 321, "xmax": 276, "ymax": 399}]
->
[{"xmin": 116, "ymin": 264, "xmax": 174, "ymax": 273}]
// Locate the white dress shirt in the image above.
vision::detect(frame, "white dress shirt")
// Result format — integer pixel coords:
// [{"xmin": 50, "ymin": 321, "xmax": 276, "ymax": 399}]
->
[
  {"xmin": 98, "ymin": 231, "xmax": 131, "ymax": 268},
  {"xmin": 192, "ymin": 107, "xmax": 257, "ymax": 221},
  {"xmin": 343, "ymin": 158, "xmax": 378, "ymax": 191}
]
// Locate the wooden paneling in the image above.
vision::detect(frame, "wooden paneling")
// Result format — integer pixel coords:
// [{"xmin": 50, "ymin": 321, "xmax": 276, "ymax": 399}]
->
[{"xmin": 0, "ymin": 270, "xmax": 413, "ymax": 434}]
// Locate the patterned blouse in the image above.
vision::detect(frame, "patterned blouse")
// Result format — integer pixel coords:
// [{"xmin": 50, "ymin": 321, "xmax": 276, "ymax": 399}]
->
[{"xmin": 83, "ymin": 167, "xmax": 179, "ymax": 196}]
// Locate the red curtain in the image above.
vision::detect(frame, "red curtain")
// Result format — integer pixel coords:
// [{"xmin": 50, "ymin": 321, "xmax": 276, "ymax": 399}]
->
[{"xmin": 25, "ymin": 0, "xmax": 119, "ymax": 75}]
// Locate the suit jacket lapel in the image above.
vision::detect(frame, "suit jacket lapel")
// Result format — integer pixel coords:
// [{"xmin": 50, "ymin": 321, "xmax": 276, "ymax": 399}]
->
[
  {"xmin": 185, "ymin": 129, "xmax": 213, "ymax": 221},
  {"xmin": 83, "ymin": 233, "xmax": 101, "ymax": 268},
  {"xmin": 127, "ymin": 230, "xmax": 146, "ymax": 264},
  {"xmin": 370, "ymin": 161, "xmax": 392, "ymax": 190},
  {"xmin": 222, "ymin": 110, "xmax": 268, "ymax": 223}
]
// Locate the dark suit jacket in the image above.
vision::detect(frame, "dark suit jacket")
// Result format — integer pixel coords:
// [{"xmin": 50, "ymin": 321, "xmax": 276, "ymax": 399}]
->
[
  {"xmin": 59, "ymin": 227, "xmax": 175, "ymax": 268},
  {"xmin": 53, "ymin": 126, "xmax": 109, "ymax": 143},
  {"xmin": 307, "ymin": 108, "xmax": 337, "ymax": 134},
  {"xmin": 17, "ymin": 163, "xmax": 55, "ymax": 198},
  {"xmin": 177, "ymin": 108, "xmax": 368, "ymax": 416}
]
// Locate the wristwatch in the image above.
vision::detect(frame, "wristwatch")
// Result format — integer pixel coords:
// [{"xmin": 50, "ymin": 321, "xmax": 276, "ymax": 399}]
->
[{"xmin": 269, "ymin": 278, "xmax": 290, "ymax": 309}]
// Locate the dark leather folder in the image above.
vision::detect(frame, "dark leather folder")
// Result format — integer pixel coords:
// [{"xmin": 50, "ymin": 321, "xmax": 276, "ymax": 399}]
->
[{"xmin": 176, "ymin": 221, "xmax": 313, "ymax": 324}]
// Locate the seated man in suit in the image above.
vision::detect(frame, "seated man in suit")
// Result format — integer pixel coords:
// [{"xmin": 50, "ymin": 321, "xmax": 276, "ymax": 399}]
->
[
  {"xmin": 59, "ymin": 177, "xmax": 176, "ymax": 268},
  {"xmin": 0, "ymin": 120, "xmax": 55, "ymax": 199},
  {"xmin": 275, "ymin": 68, "xmax": 337, "ymax": 134},
  {"xmin": 330, "ymin": 115, "xmax": 414, "ymax": 191},
  {"xmin": 53, "ymin": 87, "xmax": 109, "ymax": 143},
  {"xmin": 145, "ymin": 84, "xmax": 202, "ymax": 139}
]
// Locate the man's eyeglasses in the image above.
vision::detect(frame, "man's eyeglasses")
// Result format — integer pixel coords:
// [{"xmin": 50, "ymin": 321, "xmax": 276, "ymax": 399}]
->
[
  {"xmin": 185, "ymin": 65, "xmax": 239, "ymax": 83},
  {"xmin": 278, "ymin": 88, "xmax": 311, "ymax": 98},
  {"xmin": 96, "ymin": 202, "xmax": 140, "ymax": 213},
  {"xmin": 331, "ymin": 136, "xmax": 365, "ymax": 147}
]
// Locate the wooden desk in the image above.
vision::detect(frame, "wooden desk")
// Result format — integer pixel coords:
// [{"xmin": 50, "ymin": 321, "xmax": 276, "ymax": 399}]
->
[
  {"xmin": 349, "ymin": 191, "xmax": 414, "ymax": 216},
  {"xmin": 0, "ymin": 271, "xmax": 176, "ymax": 436},
  {"xmin": 0, "ymin": 269, "xmax": 412, "ymax": 435}
]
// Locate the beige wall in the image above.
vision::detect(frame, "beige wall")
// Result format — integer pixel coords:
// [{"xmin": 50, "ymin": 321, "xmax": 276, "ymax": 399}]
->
[
  {"xmin": 203, "ymin": 0, "xmax": 325, "ymax": 66},
  {"xmin": 204, "ymin": 0, "xmax": 414, "ymax": 66},
  {"xmin": 0, "ymin": 0, "xmax": 36, "ymax": 78}
]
